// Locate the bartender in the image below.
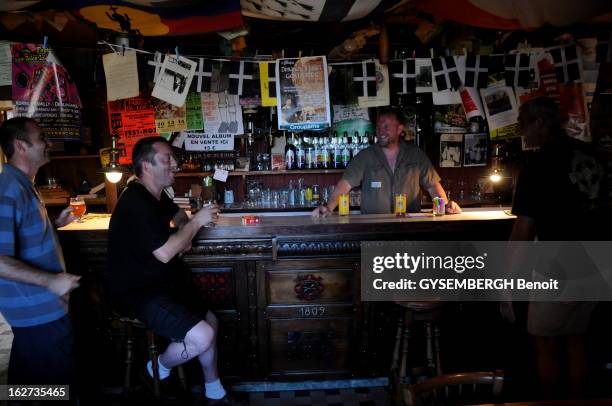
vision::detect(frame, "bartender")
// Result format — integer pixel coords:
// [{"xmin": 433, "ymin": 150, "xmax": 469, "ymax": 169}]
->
[{"xmin": 312, "ymin": 106, "xmax": 461, "ymax": 216}]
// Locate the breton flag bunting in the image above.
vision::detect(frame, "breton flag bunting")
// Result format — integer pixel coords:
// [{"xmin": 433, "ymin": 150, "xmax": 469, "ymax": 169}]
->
[
  {"xmin": 548, "ymin": 44, "xmax": 582, "ymax": 83},
  {"xmin": 431, "ymin": 56, "xmax": 462, "ymax": 91},
  {"xmin": 352, "ymin": 61, "xmax": 377, "ymax": 97},
  {"xmin": 259, "ymin": 61, "xmax": 277, "ymax": 106},
  {"xmin": 190, "ymin": 58, "xmax": 214, "ymax": 93},
  {"xmin": 504, "ymin": 53, "xmax": 534, "ymax": 88},
  {"xmin": 389, "ymin": 59, "xmax": 417, "ymax": 94},
  {"xmin": 146, "ymin": 51, "xmax": 164, "ymax": 83},
  {"xmin": 464, "ymin": 54, "xmax": 489, "ymax": 88},
  {"xmin": 228, "ymin": 60, "xmax": 260, "ymax": 99}
]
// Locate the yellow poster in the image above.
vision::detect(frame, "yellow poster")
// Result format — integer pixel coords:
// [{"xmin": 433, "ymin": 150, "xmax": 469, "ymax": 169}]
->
[{"xmin": 259, "ymin": 61, "xmax": 277, "ymax": 107}]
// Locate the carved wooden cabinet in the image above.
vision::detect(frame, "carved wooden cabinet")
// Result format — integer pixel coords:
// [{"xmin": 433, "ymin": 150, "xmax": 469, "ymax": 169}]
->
[{"xmin": 256, "ymin": 258, "xmax": 360, "ymax": 378}]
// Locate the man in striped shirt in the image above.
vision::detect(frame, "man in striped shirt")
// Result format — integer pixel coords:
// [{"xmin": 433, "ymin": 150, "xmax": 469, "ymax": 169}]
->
[{"xmin": 0, "ymin": 117, "xmax": 80, "ymax": 388}]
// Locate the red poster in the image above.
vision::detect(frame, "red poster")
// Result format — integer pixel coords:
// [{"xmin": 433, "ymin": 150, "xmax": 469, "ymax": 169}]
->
[
  {"xmin": 11, "ymin": 43, "xmax": 82, "ymax": 140},
  {"xmin": 108, "ymin": 96, "xmax": 158, "ymax": 165}
]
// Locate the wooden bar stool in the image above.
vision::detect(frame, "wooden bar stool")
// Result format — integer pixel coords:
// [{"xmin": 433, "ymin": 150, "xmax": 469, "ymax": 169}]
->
[
  {"xmin": 391, "ymin": 301, "xmax": 443, "ymax": 399},
  {"xmin": 118, "ymin": 316, "xmax": 188, "ymax": 400}
]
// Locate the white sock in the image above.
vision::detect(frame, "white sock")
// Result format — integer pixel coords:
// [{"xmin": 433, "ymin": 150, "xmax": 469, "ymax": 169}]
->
[
  {"xmin": 147, "ymin": 355, "xmax": 171, "ymax": 380},
  {"xmin": 204, "ymin": 379, "xmax": 227, "ymax": 400}
]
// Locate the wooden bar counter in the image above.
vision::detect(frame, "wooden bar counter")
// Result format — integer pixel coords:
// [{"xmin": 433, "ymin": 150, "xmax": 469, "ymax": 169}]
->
[{"xmin": 58, "ymin": 208, "xmax": 515, "ymax": 382}]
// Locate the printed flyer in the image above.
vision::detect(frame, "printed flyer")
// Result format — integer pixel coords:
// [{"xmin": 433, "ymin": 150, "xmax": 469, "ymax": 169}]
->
[
  {"xmin": 154, "ymin": 99, "xmax": 187, "ymax": 133},
  {"xmin": 11, "ymin": 43, "xmax": 82, "ymax": 140},
  {"xmin": 108, "ymin": 96, "xmax": 158, "ymax": 164},
  {"xmin": 276, "ymin": 56, "xmax": 331, "ymax": 131}
]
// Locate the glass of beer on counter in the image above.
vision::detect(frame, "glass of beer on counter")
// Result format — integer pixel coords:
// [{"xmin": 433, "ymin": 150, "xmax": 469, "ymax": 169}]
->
[
  {"xmin": 338, "ymin": 193, "xmax": 350, "ymax": 216},
  {"xmin": 70, "ymin": 196, "xmax": 86, "ymax": 222},
  {"xmin": 394, "ymin": 193, "xmax": 407, "ymax": 217}
]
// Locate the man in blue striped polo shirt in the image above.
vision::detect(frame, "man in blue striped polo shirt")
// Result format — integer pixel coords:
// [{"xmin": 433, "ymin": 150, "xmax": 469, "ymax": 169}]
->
[{"xmin": 0, "ymin": 117, "xmax": 81, "ymax": 387}]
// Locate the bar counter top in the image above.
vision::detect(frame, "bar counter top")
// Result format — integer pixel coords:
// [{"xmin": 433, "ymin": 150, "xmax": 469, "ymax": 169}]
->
[{"xmin": 59, "ymin": 207, "xmax": 515, "ymax": 240}]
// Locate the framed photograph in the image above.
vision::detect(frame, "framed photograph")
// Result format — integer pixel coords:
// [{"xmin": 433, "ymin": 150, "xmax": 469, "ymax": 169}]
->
[
  {"xmin": 439, "ymin": 133, "xmax": 463, "ymax": 168},
  {"xmin": 463, "ymin": 133, "xmax": 488, "ymax": 167}
]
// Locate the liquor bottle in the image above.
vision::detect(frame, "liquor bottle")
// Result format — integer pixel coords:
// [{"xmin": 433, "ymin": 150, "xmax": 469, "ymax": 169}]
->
[
  {"xmin": 332, "ymin": 137, "xmax": 342, "ymax": 169},
  {"xmin": 352, "ymin": 131, "xmax": 361, "ymax": 158},
  {"xmin": 361, "ymin": 134, "xmax": 369, "ymax": 152},
  {"xmin": 341, "ymin": 136, "xmax": 351, "ymax": 167},
  {"xmin": 285, "ymin": 132, "xmax": 296, "ymax": 170},
  {"xmin": 304, "ymin": 136, "xmax": 314, "ymax": 169},
  {"xmin": 296, "ymin": 134, "xmax": 306, "ymax": 169},
  {"xmin": 314, "ymin": 137, "xmax": 323, "ymax": 169},
  {"xmin": 365, "ymin": 131, "xmax": 372, "ymax": 145},
  {"xmin": 320, "ymin": 136, "xmax": 330, "ymax": 169}
]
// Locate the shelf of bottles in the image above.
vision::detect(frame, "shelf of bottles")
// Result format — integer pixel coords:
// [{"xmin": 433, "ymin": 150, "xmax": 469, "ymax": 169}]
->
[{"xmin": 284, "ymin": 130, "xmax": 373, "ymax": 171}]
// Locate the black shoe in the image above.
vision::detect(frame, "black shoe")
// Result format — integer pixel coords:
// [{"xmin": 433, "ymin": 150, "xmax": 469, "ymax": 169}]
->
[{"xmin": 205, "ymin": 393, "xmax": 248, "ymax": 406}]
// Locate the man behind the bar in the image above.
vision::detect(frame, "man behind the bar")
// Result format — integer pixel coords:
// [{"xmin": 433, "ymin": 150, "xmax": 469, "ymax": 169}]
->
[
  {"xmin": 504, "ymin": 97, "xmax": 609, "ymax": 398},
  {"xmin": 0, "ymin": 118, "xmax": 80, "ymax": 388},
  {"xmin": 312, "ymin": 106, "xmax": 461, "ymax": 216},
  {"xmin": 107, "ymin": 137, "xmax": 241, "ymax": 405}
]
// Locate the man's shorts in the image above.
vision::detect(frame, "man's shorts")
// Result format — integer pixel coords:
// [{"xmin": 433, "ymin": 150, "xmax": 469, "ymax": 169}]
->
[
  {"xmin": 8, "ymin": 314, "xmax": 75, "ymax": 385},
  {"xmin": 528, "ymin": 301, "xmax": 597, "ymax": 336},
  {"xmin": 130, "ymin": 290, "xmax": 210, "ymax": 341}
]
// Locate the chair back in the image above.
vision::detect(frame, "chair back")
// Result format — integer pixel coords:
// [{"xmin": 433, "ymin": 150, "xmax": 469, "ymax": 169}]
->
[{"xmin": 402, "ymin": 370, "xmax": 504, "ymax": 406}]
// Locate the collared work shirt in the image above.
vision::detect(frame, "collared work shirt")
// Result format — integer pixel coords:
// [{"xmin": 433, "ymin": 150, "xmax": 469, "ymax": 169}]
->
[{"xmin": 342, "ymin": 141, "xmax": 440, "ymax": 214}]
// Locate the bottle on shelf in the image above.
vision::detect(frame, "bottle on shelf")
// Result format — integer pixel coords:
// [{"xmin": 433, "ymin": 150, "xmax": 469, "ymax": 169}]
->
[
  {"xmin": 341, "ymin": 135, "xmax": 351, "ymax": 168},
  {"xmin": 332, "ymin": 135, "xmax": 342, "ymax": 169},
  {"xmin": 352, "ymin": 131, "xmax": 361, "ymax": 159},
  {"xmin": 285, "ymin": 132, "xmax": 296, "ymax": 170},
  {"xmin": 320, "ymin": 135, "xmax": 330, "ymax": 169},
  {"xmin": 296, "ymin": 134, "xmax": 306, "ymax": 169},
  {"xmin": 304, "ymin": 136, "xmax": 314, "ymax": 169}
]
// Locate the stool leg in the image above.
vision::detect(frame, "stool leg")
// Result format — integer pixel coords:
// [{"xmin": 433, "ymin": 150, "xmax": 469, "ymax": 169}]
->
[
  {"xmin": 425, "ymin": 321, "xmax": 434, "ymax": 372},
  {"xmin": 177, "ymin": 364, "xmax": 188, "ymax": 392},
  {"xmin": 147, "ymin": 330, "xmax": 161, "ymax": 399},
  {"xmin": 434, "ymin": 324, "xmax": 442, "ymax": 376},
  {"xmin": 391, "ymin": 309, "xmax": 405, "ymax": 373},
  {"xmin": 398, "ymin": 308, "xmax": 411, "ymax": 384},
  {"xmin": 123, "ymin": 322, "xmax": 134, "ymax": 396}
]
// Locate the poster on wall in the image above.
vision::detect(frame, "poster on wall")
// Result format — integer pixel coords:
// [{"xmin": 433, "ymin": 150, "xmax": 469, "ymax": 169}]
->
[
  {"xmin": 276, "ymin": 56, "xmax": 331, "ymax": 131},
  {"xmin": 463, "ymin": 133, "xmax": 488, "ymax": 167},
  {"xmin": 184, "ymin": 131, "xmax": 234, "ymax": 151},
  {"xmin": 151, "ymin": 54, "xmax": 196, "ymax": 107},
  {"xmin": 153, "ymin": 99, "xmax": 187, "ymax": 133},
  {"xmin": 201, "ymin": 92, "xmax": 243, "ymax": 135},
  {"xmin": 0, "ymin": 41, "xmax": 11, "ymax": 99},
  {"xmin": 185, "ymin": 92, "xmax": 204, "ymax": 130},
  {"xmin": 11, "ymin": 43, "xmax": 82, "ymax": 141},
  {"xmin": 440, "ymin": 133, "xmax": 463, "ymax": 168},
  {"xmin": 108, "ymin": 96, "xmax": 158, "ymax": 165},
  {"xmin": 480, "ymin": 82, "xmax": 519, "ymax": 138},
  {"xmin": 434, "ymin": 103, "xmax": 468, "ymax": 133}
]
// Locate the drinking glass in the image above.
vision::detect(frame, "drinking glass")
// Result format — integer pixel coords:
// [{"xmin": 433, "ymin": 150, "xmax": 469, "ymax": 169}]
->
[{"xmin": 70, "ymin": 197, "xmax": 86, "ymax": 222}]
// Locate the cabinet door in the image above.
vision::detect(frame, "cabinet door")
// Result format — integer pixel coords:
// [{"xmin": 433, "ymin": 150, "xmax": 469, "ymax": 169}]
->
[
  {"xmin": 183, "ymin": 258, "xmax": 250, "ymax": 378},
  {"xmin": 256, "ymin": 258, "xmax": 361, "ymax": 378}
]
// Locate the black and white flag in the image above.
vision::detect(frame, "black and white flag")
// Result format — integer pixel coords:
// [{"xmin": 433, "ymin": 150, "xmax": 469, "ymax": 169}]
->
[
  {"xmin": 596, "ymin": 30, "xmax": 612, "ymax": 63},
  {"xmin": 189, "ymin": 58, "xmax": 214, "ymax": 93},
  {"xmin": 352, "ymin": 61, "xmax": 377, "ymax": 97},
  {"xmin": 548, "ymin": 44, "xmax": 582, "ymax": 83},
  {"xmin": 504, "ymin": 53, "xmax": 534, "ymax": 88},
  {"xmin": 228, "ymin": 60, "xmax": 261, "ymax": 102},
  {"xmin": 431, "ymin": 56, "xmax": 462, "ymax": 92},
  {"xmin": 146, "ymin": 51, "xmax": 164, "ymax": 83},
  {"xmin": 389, "ymin": 59, "xmax": 416, "ymax": 94},
  {"xmin": 464, "ymin": 54, "xmax": 489, "ymax": 88},
  {"xmin": 264, "ymin": 61, "xmax": 277, "ymax": 98}
]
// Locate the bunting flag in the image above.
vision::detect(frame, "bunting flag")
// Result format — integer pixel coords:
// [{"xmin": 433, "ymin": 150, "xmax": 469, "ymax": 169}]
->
[
  {"xmin": 389, "ymin": 59, "xmax": 416, "ymax": 94},
  {"xmin": 504, "ymin": 53, "xmax": 534, "ymax": 88},
  {"xmin": 596, "ymin": 30, "xmax": 612, "ymax": 63},
  {"xmin": 146, "ymin": 51, "xmax": 164, "ymax": 83},
  {"xmin": 431, "ymin": 56, "xmax": 462, "ymax": 91},
  {"xmin": 228, "ymin": 60, "xmax": 261, "ymax": 104},
  {"xmin": 548, "ymin": 44, "xmax": 582, "ymax": 83},
  {"xmin": 190, "ymin": 57, "xmax": 214, "ymax": 93},
  {"xmin": 352, "ymin": 61, "xmax": 377, "ymax": 97},
  {"xmin": 464, "ymin": 54, "xmax": 489, "ymax": 88},
  {"xmin": 259, "ymin": 61, "xmax": 277, "ymax": 106}
]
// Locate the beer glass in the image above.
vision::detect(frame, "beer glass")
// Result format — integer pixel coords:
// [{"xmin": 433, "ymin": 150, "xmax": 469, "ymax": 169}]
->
[{"xmin": 69, "ymin": 197, "xmax": 86, "ymax": 222}]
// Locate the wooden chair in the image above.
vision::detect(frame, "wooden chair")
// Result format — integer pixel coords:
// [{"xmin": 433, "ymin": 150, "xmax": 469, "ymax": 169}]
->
[{"xmin": 400, "ymin": 370, "xmax": 504, "ymax": 406}]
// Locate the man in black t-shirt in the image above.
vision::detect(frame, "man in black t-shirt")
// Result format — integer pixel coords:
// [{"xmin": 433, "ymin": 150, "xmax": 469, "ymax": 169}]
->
[
  {"xmin": 504, "ymin": 97, "xmax": 609, "ymax": 399},
  {"xmin": 108, "ymin": 137, "xmax": 240, "ymax": 405}
]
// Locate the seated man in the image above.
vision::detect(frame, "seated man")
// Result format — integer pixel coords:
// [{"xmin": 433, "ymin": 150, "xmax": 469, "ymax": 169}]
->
[{"xmin": 107, "ymin": 136, "xmax": 239, "ymax": 405}]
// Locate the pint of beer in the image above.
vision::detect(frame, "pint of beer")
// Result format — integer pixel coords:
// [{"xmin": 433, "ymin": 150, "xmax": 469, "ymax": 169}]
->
[{"xmin": 70, "ymin": 197, "xmax": 86, "ymax": 222}]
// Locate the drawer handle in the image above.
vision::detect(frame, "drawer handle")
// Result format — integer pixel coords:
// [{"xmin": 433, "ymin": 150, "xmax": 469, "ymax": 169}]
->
[{"xmin": 294, "ymin": 274, "xmax": 325, "ymax": 301}]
